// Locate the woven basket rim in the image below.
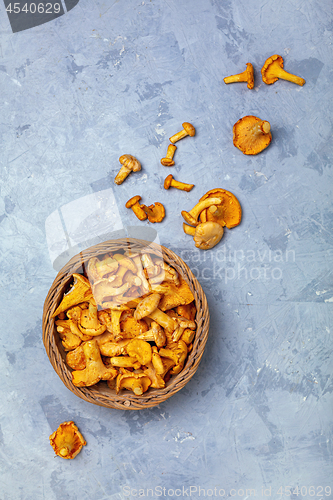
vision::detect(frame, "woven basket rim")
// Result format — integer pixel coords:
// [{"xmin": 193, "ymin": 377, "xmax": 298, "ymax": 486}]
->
[{"xmin": 42, "ymin": 238, "xmax": 210, "ymax": 410}]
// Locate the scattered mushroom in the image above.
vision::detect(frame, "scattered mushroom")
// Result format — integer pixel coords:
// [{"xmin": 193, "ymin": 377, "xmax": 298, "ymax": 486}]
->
[
  {"xmin": 224, "ymin": 63, "xmax": 254, "ymax": 89},
  {"xmin": 49, "ymin": 421, "xmax": 86, "ymax": 460},
  {"xmin": 125, "ymin": 195, "xmax": 148, "ymax": 221},
  {"xmin": 261, "ymin": 54, "xmax": 305, "ymax": 86},
  {"xmin": 140, "ymin": 202, "xmax": 166, "ymax": 223},
  {"xmin": 233, "ymin": 115, "xmax": 272, "ymax": 155},
  {"xmin": 115, "ymin": 154, "xmax": 142, "ymax": 185},
  {"xmin": 199, "ymin": 188, "xmax": 242, "ymax": 229},
  {"xmin": 169, "ymin": 122, "xmax": 196, "ymax": 144},
  {"xmin": 161, "ymin": 144, "xmax": 177, "ymax": 166},
  {"xmin": 183, "ymin": 221, "xmax": 224, "ymax": 250},
  {"xmin": 164, "ymin": 174, "xmax": 194, "ymax": 192},
  {"xmin": 181, "ymin": 197, "xmax": 222, "ymax": 226}
]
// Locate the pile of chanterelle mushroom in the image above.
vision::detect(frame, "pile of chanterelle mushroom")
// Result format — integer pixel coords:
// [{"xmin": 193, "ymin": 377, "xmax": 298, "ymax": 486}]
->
[{"xmin": 53, "ymin": 250, "xmax": 197, "ymax": 396}]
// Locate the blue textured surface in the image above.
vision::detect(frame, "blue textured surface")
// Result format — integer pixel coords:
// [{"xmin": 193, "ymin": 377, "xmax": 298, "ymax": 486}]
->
[{"xmin": 1, "ymin": 0, "xmax": 332, "ymax": 499}]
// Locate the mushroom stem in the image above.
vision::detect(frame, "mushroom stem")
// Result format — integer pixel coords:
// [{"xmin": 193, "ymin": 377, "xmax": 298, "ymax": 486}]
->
[
  {"xmin": 164, "ymin": 174, "xmax": 194, "ymax": 192},
  {"xmin": 269, "ymin": 64, "xmax": 305, "ymax": 86},
  {"xmin": 253, "ymin": 120, "xmax": 271, "ymax": 136},
  {"xmin": 181, "ymin": 197, "xmax": 222, "ymax": 226},
  {"xmin": 183, "ymin": 223, "xmax": 196, "ymax": 236},
  {"xmin": 169, "ymin": 122, "xmax": 196, "ymax": 144},
  {"xmin": 115, "ymin": 155, "xmax": 141, "ymax": 185},
  {"xmin": 161, "ymin": 144, "xmax": 177, "ymax": 166},
  {"xmin": 125, "ymin": 196, "xmax": 148, "ymax": 221},
  {"xmin": 223, "ymin": 63, "xmax": 254, "ymax": 89}
]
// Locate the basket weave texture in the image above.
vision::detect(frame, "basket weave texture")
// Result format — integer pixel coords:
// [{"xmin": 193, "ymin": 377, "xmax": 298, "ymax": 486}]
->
[{"xmin": 43, "ymin": 238, "xmax": 210, "ymax": 410}]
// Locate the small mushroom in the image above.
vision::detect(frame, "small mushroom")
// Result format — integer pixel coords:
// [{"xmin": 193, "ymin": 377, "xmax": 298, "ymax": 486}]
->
[
  {"xmin": 148, "ymin": 307, "xmax": 178, "ymax": 332},
  {"xmin": 137, "ymin": 321, "xmax": 167, "ymax": 347},
  {"xmin": 181, "ymin": 197, "xmax": 222, "ymax": 227},
  {"xmin": 116, "ymin": 369, "xmax": 152, "ymax": 395},
  {"xmin": 125, "ymin": 196, "xmax": 148, "ymax": 221},
  {"xmin": 78, "ymin": 301, "xmax": 107, "ymax": 337},
  {"xmin": 52, "ymin": 274, "xmax": 92, "ymax": 318},
  {"xmin": 143, "ymin": 361, "xmax": 165, "ymax": 389},
  {"xmin": 261, "ymin": 54, "xmax": 305, "ymax": 86},
  {"xmin": 161, "ymin": 144, "xmax": 177, "ymax": 166},
  {"xmin": 66, "ymin": 345, "xmax": 86, "ymax": 370},
  {"xmin": 159, "ymin": 340, "xmax": 188, "ymax": 375},
  {"xmin": 110, "ymin": 356, "xmax": 142, "ymax": 369},
  {"xmin": 164, "ymin": 174, "xmax": 194, "ymax": 192},
  {"xmin": 125, "ymin": 338, "xmax": 152, "ymax": 365},
  {"xmin": 71, "ymin": 340, "xmax": 118, "ymax": 387},
  {"xmin": 99, "ymin": 339, "xmax": 130, "ymax": 357},
  {"xmin": 115, "ymin": 154, "xmax": 142, "ymax": 185},
  {"xmin": 140, "ymin": 202, "xmax": 166, "ymax": 223},
  {"xmin": 49, "ymin": 421, "xmax": 86, "ymax": 460},
  {"xmin": 87, "ymin": 256, "xmax": 119, "ymax": 282},
  {"xmin": 233, "ymin": 115, "xmax": 272, "ymax": 155},
  {"xmin": 134, "ymin": 293, "xmax": 162, "ymax": 320},
  {"xmin": 183, "ymin": 221, "xmax": 224, "ymax": 250},
  {"xmin": 224, "ymin": 63, "xmax": 254, "ymax": 89},
  {"xmin": 169, "ymin": 122, "xmax": 196, "ymax": 144}
]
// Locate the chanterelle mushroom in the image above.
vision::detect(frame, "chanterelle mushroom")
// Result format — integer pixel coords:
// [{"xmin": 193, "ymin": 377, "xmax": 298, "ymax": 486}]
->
[
  {"xmin": 49, "ymin": 421, "xmax": 86, "ymax": 459},
  {"xmin": 261, "ymin": 54, "xmax": 305, "ymax": 86},
  {"xmin": 72, "ymin": 340, "xmax": 118, "ymax": 387},
  {"xmin": 183, "ymin": 221, "xmax": 224, "ymax": 250},
  {"xmin": 181, "ymin": 197, "xmax": 222, "ymax": 227},
  {"xmin": 140, "ymin": 202, "xmax": 166, "ymax": 223},
  {"xmin": 233, "ymin": 115, "xmax": 272, "ymax": 155},
  {"xmin": 224, "ymin": 63, "xmax": 254, "ymax": 89},
  {"xmin": 52, "ymin": 274, "xmax": 92, "ymax": 318},
  {"xmin": 115, "ymin": 154, "xmax": 142, "ymax": 185},
  {"xmin": 199, "ymin": 188, "xmax": 242, "ymax": 229}
]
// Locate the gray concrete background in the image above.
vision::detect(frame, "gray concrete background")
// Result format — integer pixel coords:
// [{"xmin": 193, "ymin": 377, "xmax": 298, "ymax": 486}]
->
[{"xmin": 0, "ymin": 0, "xmax": 332, "ymax": 499}]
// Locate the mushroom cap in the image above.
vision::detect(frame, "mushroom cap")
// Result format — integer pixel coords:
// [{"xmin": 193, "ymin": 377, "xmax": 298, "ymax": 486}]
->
[
  {"xmin": 233, "ymin": 115, "xmax": 272, "ymax": 155},
  {"xmin": 50, "ymin": 421, "xmax": 86, "ymax": 459},
  {"xmin": 164, "ymin": 174, "xmax": 173, "ymax": 189},
  {"xmin": 141, "ymin": 202, "xmax": 166, "ymax": 223},
  {"xmin": 261, "ymin": 54, "xmax": 284, "ymax": 84},
  {"xmin": 199, "ymin": 188, "xmax": 242, "ymax": 229},
  {"xmin": 134, "ymin": 293, "xmax": 162, "ymax": 320},
  {"xmin": 161, "ymin": 158, "xmax": 175, "ymax": 166},
  {"xmin": 119, "ymin": 154, "xmax": 141, "ymax": 172},
  {"xmin": 182, "ymin": 122, "xmax": 196, "ymax": 136},
  {"xmin": 125, "ymin": 195, "xmax": 142, "ymax": 208},
  {"xmin": 193, "ymin": 222, "xmax": 224, "ymax": 250}
]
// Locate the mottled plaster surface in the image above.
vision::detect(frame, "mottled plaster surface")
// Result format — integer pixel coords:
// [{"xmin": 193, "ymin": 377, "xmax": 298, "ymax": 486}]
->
[{"xmin": 0, "ymin": 0, "xmax": 332, "ymax": 499}]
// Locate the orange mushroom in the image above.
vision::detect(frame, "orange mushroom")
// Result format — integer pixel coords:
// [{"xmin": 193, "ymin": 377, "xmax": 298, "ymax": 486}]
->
[
  {"xmin": 49, "ymin": 421, "xmax": 86, "ymax": 459},
  {"xmin": 261, "ymin": 54, "xmax": 305, "ymax": 86},
  {"xmin": 224, "ymin": 63, "xmax": 254, "ymax": 89},
  {"xmin": 233, "ymin": 115, "xmax": 272, "ymax": 155},
  {"xmin": 140, "ymin": 202, "xmax": 166, "ymax": 223},
  {"xmin": 199, "ymin": 188, "xmax": 242, "ymax": 229}
]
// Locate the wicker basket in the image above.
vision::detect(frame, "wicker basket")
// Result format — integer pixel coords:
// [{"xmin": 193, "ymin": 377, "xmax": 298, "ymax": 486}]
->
[{"xmin": 43, "ymin": 238, "xmax": 210, "ymax": 410}]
